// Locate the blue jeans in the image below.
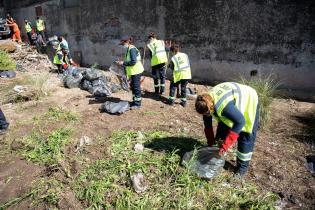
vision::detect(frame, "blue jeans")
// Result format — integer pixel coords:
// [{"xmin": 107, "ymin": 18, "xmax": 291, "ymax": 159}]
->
[
  {"xmin": 169, "ymin": 79, "xmax": 189, "ymax": 104},
  {"xmin": 0, "ymin": 108, "xmax": 9, "ymax": 129},
  {"xmin": 152, "ymin": 65, "xmax": 166, "ymax": 94},
  {"xmin": 130, "ymin": 73, "xmax": 142, "ymax": 107},
  {"xmin": 215, "ymin": 104, "xmax": 260, "ymax": 175}
]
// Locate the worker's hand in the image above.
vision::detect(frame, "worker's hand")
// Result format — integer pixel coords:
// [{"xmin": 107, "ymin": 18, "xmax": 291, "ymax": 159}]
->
[
  {"xmin": 219, "ymin": 130, "xmax": 239, "ymax": 155},
  {"xmin": 115, "ymin": 60, "xmax": 124, "ymax": 66},
  {"xmin": 165, "ymin": 40, "xmax": 172, "ymax": 48},
  {"xmin": 62, "ymin": 63, "xmax": 69, "ymax": 70}
]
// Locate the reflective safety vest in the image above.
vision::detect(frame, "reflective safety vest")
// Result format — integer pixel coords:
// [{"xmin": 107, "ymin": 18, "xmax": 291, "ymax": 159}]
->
[
  {"xmin": 25, "ymin": 23, "xmax": 32, "ymax": 33},
  {"xmin": 124, "ymin": 45, "xmax": 144, "ymax": 78},
  {"xmin": 147, "ymin": 39, "xmax": 168, "ymax": 66},
  {"xmin": 53, "ymin": 43, "xmax": 70, "ymax": 65},
  {"xmin": 36, "ymin": 19, "xmax": 45, "ymax": 31},
  {"xmin": 209, "ymin": 82, "xmax": 259, "ymax": 134},
  {"xmin": 171, "ymin": 52, "xmax": 192, "ymax": 83}
]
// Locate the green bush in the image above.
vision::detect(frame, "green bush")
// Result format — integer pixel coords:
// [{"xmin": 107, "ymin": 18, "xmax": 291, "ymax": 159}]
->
[
  {"xmin": 0, "ymin": 50, "xmax": 16, "ymax": 71},
  {"xmin": 240, "ymin": 75, "xmax": 279, "ymax": 129}
]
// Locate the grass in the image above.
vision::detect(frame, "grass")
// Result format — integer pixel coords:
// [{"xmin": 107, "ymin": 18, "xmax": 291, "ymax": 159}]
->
[
  {"xmin": 0, "ymin": 50, "xmax": 16, "ymax": 71},
  {"xmin": 22, "ymin": 128, "xmax": 72, "ymax": 165},
  {"xmin": 44, "ymin": 107, "xmax": 81, "ymax": 122},
  {"xmin": 0, "ymin": 73, "xmax": 50, "ymax": 104},
  {"xmin": 73, "ymin": 131, "xmax": 278, "ymax": 209},
  {"xmin": 239, "ymin": 75, "xmax": 279, "ymax": 129}
]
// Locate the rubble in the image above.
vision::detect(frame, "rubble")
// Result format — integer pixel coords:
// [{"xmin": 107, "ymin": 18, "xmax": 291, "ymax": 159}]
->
[{"xmin": 0, "ymin": 40, "xmax": 18, "ymax": 52}]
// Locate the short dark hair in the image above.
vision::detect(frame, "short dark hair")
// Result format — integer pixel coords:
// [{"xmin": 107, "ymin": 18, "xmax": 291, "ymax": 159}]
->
[
  {"xmin": 148, "ymin": 32, "xmax": 157, "ymax": 39},
  {"xmin": 171, "ymin": 44, "xmax": 180, "ymax": 53}
]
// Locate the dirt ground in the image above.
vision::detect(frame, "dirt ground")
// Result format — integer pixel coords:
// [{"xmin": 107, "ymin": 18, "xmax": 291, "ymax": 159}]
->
[{"xmin": 0, "ymin": 47, "xmax": 314, "ymax": 209}]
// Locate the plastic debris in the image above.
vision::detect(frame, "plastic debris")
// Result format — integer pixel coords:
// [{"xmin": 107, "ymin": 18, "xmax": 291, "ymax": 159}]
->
[
  {"xmin": 182, "ymin": 147, "xmax": 225, "ymax": 179},
  {"xmin": 131, "ymin": 171, "xmax": 147, "ymax": 193},
  {"xmin": 0, "ymin": 70, "xmax": 16, "ymax": 78},
  {"xmin": 100, "ymin": 101, "xmax": 130, "ymax": 115},
  {"xmin": 134, "ymin": 143, "xmax": 144, "ymax": 152},
  {"xmin": 306, "ymin": 155, "xmax": 315, "ymax": 176},
  {"xmin": 64, "ymin": 72, "xmax": 83, "ymax": 89},
  {"xmin": 13, "ymin": 85, "xmax": 26, "ymax": 93}
]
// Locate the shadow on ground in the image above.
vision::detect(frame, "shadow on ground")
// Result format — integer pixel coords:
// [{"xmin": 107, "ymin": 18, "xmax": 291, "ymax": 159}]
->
[
  {"xmin": 292, "ymin": 110, "xmax": 315, "ymax": 145},
  {"xmin": 144, "ymin": 136, "xmax": 204, "ymax": 157}
]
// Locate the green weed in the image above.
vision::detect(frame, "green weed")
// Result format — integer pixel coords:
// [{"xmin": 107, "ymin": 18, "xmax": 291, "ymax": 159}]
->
[
  {"xmin": 240, "ymin": 75, "xmax": 279, "ymax": 129},
  {"xmin": 73, "ymin": 131, "xmax": 278, "ymax": 209},
  {"xmin": 44, "ymin": 107, "xmax": 80, "ymax": 122},
  {"xmin": 0, "ymin": 50, "xmax": 16, "ymax": 70},
  {"xmin": 22, "ymin": 128, "xmax": 72, "ymax": 165}
]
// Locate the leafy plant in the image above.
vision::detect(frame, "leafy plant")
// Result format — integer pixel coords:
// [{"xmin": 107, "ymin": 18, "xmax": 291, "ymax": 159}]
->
[{"xmin": 0, "ymin": 50, "xmax": 16, "ymax": 70}]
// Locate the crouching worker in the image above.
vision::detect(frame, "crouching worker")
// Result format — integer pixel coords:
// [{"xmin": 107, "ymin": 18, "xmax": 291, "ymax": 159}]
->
[
  {"xmin": 0, "ymin": 108, "xmax": 9, "ymax": 135},
  {"xmin": 116, "ymin": 35, "xmax": 144, "ymax": 110},
  {"xmin": 168, "ymin": 44, "xmax": 192, "ymax": 107},
  {"xmin": 195, "ymin": 82, "xmax": 259, "ymax": 177},
  {"xmin": 53, "ymin": 42, "xmax": 73, "ymax": 74}
]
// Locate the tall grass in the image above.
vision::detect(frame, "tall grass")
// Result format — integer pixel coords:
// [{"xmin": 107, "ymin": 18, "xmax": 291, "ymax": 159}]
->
[
  {"xmin": 240, "ymin": 75, "xmax": 279, "ymax": 129},
  {"xmin": 0, "ymin": 50, "xmax": 16, "ymax": 70}
]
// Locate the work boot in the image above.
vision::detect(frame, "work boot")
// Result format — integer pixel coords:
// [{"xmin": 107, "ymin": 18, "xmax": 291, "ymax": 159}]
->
[
  {"xmin": 180, "ymin": 101, "xmax": 187, "ymax": 107},
  {"xmin": 168, "ymin": 99, "xmax": 175, "ymax": 106},
  {"xmin": 154, "ymin": 87, "xmax": 159, "ymax": 95}
]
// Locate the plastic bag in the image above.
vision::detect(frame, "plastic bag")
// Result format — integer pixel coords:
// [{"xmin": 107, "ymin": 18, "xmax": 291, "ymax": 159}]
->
[
  {"xmin": 182, "ymin": 147, "xmax": 225, "ymax": 179},
  {"xmin": 109, "ymin": 63, "xmax": 129, "ymax": 91},
  {"xmin": 83, "ymin": 68, "xmax": 104, "ymax": 81},
  {"xmin": 0, "ymin": 70, "xmax": 16, "ymax": 78},
  {"xmin": 64, "ymin": 73, "xmax": 83, "ymax": 89},
  {"xmin": 110, "ymin": 83, "xmax": 121, "ymax": 93},
  {"xmin": 100, "ymin": 101, "xmax": 130, "ymax": 115},
  {"xmin": 91, "ymin": 85, "xmax": 112, "ymax": 97},
  {"xmin": 81, "ymin": 79, "xmax": 93, "ymax": 91}
]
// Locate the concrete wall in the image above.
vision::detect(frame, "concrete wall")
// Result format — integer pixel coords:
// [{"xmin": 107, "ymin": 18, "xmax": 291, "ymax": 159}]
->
[{"xmin": 5, "ymin": 0, "xmax": 315, "ymax": 96}]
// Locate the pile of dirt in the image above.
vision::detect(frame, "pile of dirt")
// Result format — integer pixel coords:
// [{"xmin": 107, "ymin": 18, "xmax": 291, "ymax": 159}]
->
[{"xmin": 0, "ymin": 40, "xmax": 18, "ymax": 52}]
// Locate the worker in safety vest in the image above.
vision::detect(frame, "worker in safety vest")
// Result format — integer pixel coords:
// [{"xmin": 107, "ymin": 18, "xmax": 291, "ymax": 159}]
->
[
  {"xmin": 147, "ymin": 32, "xmax": 170, "ymax": 95},
  {"xmin": 116, "ymin": 35, "xmax": 144, "ymax": 110},
  {"xmin": 53, "ymin": 41, "xmax": 72, "ymax": 74},
  {"xmin": 36, "ymin": 16, "xmax": 46, "ymax": 43},
  {"xmin": 0, "ymin": 107, "xmax": 9, "ymax": 135},
  {"xmin": 6, "ymin": 20, "xmax": 22, "ymax": 43},
  {"xmin": 195, "ymin": 82, "xmax": 259, "ymax": 178},
  {"xmin": 168, "ymin": 44, "xmax": 192, "ymax": 107},
  {"xmin": 24, "ymin": 19, "xmax": 33, "ymax": 45}
]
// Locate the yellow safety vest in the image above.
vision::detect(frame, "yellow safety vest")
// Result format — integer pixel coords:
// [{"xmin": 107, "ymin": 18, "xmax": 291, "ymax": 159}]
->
[
  {"xmin": 171, "ymin": 52, "xmax": 192, "ymax": 83},
  {"xmin": 124, "ymin": 45, "xmax": 144, "ymax": 78},
  {"xmin": 209, "ymin": 82, "xmax": 259, "ymax": 134},
  {"xmin": 53, "ymin": 43, "xmax": 70, "ymax": 65},
  {"xmin": 147, "ymin": 39, "xmax": 168, "ymax": 66},
  {"xmin": 25, "ymin": 23, "xmax": 32, "ymax": 32},
  {"xmin": 36, "ymin": 19, "xmax": 45, "ymax": 31}
]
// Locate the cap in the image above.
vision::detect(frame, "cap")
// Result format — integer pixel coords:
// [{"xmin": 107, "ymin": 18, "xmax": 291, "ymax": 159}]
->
[{"xmin": 120, "ymin": 35, "xmax": 130, "ymax": 41}]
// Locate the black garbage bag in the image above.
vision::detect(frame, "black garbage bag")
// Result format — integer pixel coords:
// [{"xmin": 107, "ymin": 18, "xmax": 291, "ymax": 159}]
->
[
  {"xmin": 100, "ymin": 101, "xmax": 130, "ymax": 115},
  {"xmin": 83, "ymin": 68, "xmax": 104, "ymax": 81},
  {"xmin": 109, "ymin": 63, "xmax": 129, "ymax": 91},
  {"xmin": 64, "ymin": 73, "xmax": 83, "ymax": 89},
  {"xmin": 92, "ymin": 78, "xmax": 106, "ymax": 87},
  {"xmin": 111, "ymin": 83, "xmax": 122, "ymax": 93},
  {"xmin": 81, "ymin": 79, "xmax": 93, "ymax": 91},
  {"xmin": 91, "ymin": 84, "xmax": 112, "ymax": 97},
  {"xmin": 182, "ymin": 147, "xmax": 225, "ymax": 179},
  {"xmin": 306, "ymin": 155, "xmax": 315, "ymax": 176},
  {"xmin": 0, "ymin": 70, "xmax": 16, "ymax": 78}
]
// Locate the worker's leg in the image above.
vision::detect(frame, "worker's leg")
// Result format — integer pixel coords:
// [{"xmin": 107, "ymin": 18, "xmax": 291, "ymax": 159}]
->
[
  {"xmin": 179, "ymin": 79, "xmax": 189, "ymax": 107},
  {"xmin": 158, "ymin": 65, "xmax": 166, "ymax": 94},
  {"xmin": 176, "ymin": 83, "xmax": 181, "ymax": 98},
  {"xmin": 0, "ymin": 108, "xmax": 9, "ymax": 132},
  {"xmin": 131, "ymin": 73, "xmax": 142, "ymax": 108},
  {"xmin": 236, "ymin": 104, "xmax": 259, "ymax": 176},
  {"xmin": 40, "ymin": 31, "xmax": 46, "ymax": 43},
  {"xmin": 168, "ymin": 80, "xmax": 178, "ymax": 105},
  {"xmin": 12, "ymin": 32, "xmax": 17, "ymax": 42},
  {"xmin": 27, "ymin": 32, "xmax": 33, "ymax": 45},
  {"xmin": 151, "ymin": 68, "xmax": 159, "ymax": 94},
  {"xmin": 16, "ymin": 31, "xmax": 22, "ymax": 43}
]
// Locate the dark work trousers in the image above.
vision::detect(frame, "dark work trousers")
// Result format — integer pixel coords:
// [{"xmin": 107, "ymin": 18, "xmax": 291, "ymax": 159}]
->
[
  {"xmin": 38, "ymin": 31, "xmax": 46, "ymax": 43},
  {"xmin": 169, "ymin": 79, "xmax": 189, "ymax": 104},
  {"xmin": 152, "ymin": 64, "xmax": 166, "ymax": 94},
  {"xmin": 0, "ymin": 108, "xmax": 9, "ymax": 129},
  {"xmin": 26, "ymin": 32, "xmax": 33, "ymax": 45},
  {"xmin": 130, "ymin": 73, "xmax": 142, "ymax": 107},
  {"xmin": 215, "ymin": 104, "xmax": 260, "ymax": 175}
]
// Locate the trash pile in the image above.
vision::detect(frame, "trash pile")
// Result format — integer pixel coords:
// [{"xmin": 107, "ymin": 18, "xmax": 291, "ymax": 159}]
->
[
  {"xmin": 182, "ymin": 147, "xmax": 225, "ymax": 179},
  {"xmin": 63, "ymin": 67, "xmax": 125, "ymax": 98}
]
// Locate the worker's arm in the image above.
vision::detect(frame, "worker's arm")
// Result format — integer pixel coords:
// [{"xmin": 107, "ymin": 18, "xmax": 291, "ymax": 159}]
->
[
  {"xmin": 123, "ymin": 48, "xmax": 137, "ymax": 66},
  {"xmin": 203, "ymin": 115, "xmax": 215, "ymax": 146},
  {"xmin": 219, "ymin": 101, "xmax": 245, "ymax": 155}
]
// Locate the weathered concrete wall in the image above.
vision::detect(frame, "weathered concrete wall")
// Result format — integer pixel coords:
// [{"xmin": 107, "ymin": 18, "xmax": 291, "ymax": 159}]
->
[{"xmin": 5, "ymin": 0, "xmax": 315, "ymax": 96}]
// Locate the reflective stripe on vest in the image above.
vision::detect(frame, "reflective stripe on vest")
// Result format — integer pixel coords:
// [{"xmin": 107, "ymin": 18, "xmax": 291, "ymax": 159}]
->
[
  {"xmin": 124, "ymin": 45, "xmax": 144, "ymax": 78},
  {"xmin": 36, "ymin": 19, "xmax": 45, "ymax": 31},
  {"xmin": 147, "ymin": 39, "xmax": 168, "ymax": 66},
  {"xmin": 237, "ymin": 151, "xmax": 253, "ymax": 161},
  {"xmin": 25, "ymin": 23, "xmax": 32, "ymax": 32},
  {"xmin": 53, "ymin": 43, "xmax": 62, "ymax": 64},
  {"xmin": 209, "ymin": 82, "xmax": 258, "ymax": 133},
  {"xmin": 171, "ymin": 52, "xmax": 192, "ymax": 83}
]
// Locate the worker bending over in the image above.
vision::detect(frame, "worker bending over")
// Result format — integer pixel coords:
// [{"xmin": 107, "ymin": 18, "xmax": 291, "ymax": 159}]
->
[
  {"xmin": 116, "ymin": 35, "xmax": 144, "ymax": 110},
  {"xmin": 195, "ymin": 82, "xmax": 259, "ymax": 177},
  {"xmin": 147, "ymin": 32, "xmax": 169, "ymax": 95},
  {"xmin": 168, "ymin": 44, "xmax": 192, "ymax": 107},
  {"xmin": 53, "ymin": 41, "xmax": 72, "ymax": 74}
]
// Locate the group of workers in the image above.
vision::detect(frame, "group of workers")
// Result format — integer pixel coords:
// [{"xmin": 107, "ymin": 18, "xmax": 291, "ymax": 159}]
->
[
  {"xmin": 5, "ymin": 13, "xmax": 47, "ymax": 46},
  {"xmin": 1, "ymin": 16, "xmax": 260, "ymax": 178}
]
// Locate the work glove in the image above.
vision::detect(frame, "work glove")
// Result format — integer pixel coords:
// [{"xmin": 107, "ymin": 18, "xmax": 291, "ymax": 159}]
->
[
  {"xmin": 62, "ymin": 63, "xmax": 68, "ymax": 70},
  {"xmin": 219, "ymin": 130, "xmax": 239, "ymax": 156},
  {"xmin": 204, "ymin": 127, "xmax": 215, "ymax": 147}
]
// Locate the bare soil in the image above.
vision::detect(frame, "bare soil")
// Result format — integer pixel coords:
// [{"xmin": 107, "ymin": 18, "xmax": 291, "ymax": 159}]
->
[{"xmin": 0, "ymin": 46, "xmax": 314, "ymax": 209}]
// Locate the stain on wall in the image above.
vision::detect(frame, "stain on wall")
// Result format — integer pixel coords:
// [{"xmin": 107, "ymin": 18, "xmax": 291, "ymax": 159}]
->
[{"xmin": 4, "ymin": 0, "xmax": 315, "ymax": 94}]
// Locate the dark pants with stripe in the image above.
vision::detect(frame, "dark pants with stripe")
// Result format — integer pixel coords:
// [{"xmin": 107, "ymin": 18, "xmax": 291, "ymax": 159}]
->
[
  {"xmin": 169, "ymin": 79, "xmax": 189, "ymax": 104},
  {"xmin": 152, "ymin": 65, "xmax": 166, "ymax": 94},
  {"xmin": 215, "ymin": 104, "xmax": 259, "ymax": 175},
  {"xmin": 0, "ymin": 108, "xmax": 9, "ymax": 130},
  {"xmin": 130, "ymin": 73, "xmax": 142, "ymax": 107},
  {"xmin": 26, "ymin": 32, "xmax": 33, "ymax": 45}
]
